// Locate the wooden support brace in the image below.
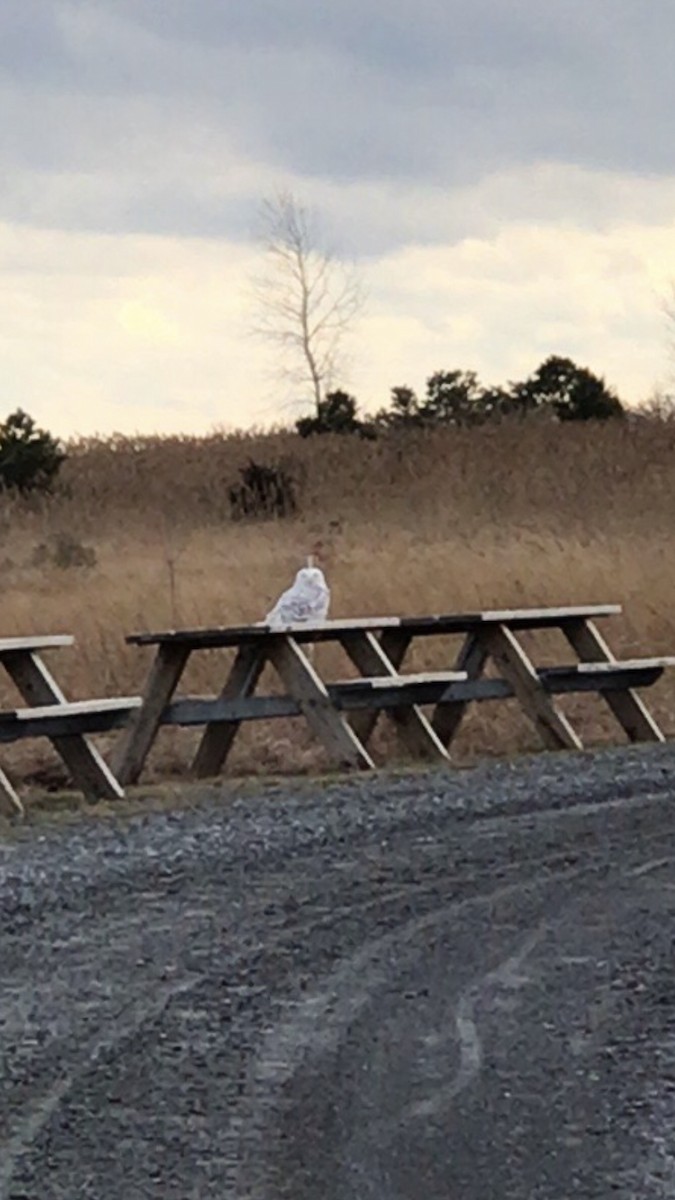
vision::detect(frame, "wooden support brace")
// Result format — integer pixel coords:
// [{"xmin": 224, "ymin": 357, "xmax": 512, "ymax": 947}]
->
[
  {"xmin": 346, "ymin": 628, "xmax": 413, "ymax": 745},
  {"xmin": 268, "ymin": 636, "xmax": 375, "ymax": 770},
  {"xmin": 339, "ymin": 630, "xmax": 449, "ymax": 761},
  {"xmin": 0, "ymin": 764, "xmax": 23, "ymax": 819},
  {"xmin": 110, "ymin": 644, "xmax": 190, "ymax": 786},
  {"xmin": 2, "ymin": 651, "xmax": 127, "ymax": 801},
  {"xmin": 482, "ymin": 625, "xmax": 583, "ymax": 751},
  {"xmin": 192, "ymin": 645, "xmax": 267, "ymax": 778},
  {"xmin": 562, "ymin": 618, "xmax": 664, "ymax": 743},
  {"xmin": 432, "ymin": 631, "xmax": 491, "ymax": 747}
]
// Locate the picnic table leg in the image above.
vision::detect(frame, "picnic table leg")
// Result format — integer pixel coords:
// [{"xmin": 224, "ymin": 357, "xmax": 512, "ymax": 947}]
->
[
  {"xmin": 192, "ymin": 646, "xmax": 267, "ymax": 778},
  {"xmin": 339, "ymin": 630, "xmax": 449, "ymax": 761},
  {"xmin": 347, "ymin": 629, "xmax": 413, "ymax": 745},
  {"xmin": 563, "ymin": 618, "xmax": 664, "ymax": 743},
  {"xmin": 268, "ymin": 636, "xmax": 375, "ymax": 770},
  {"xmin": 483, "ymin": 625, "xmax": 583, "ymax": 751},
  {"xmin": 432, "ymin": 631, "xmax": 491, "ymax": 748},
  {"xmin": 2, "ymin": 650, "xmax": 126, "ymax": 801},
  {"xmin": 110, "ymin": 644, "xmax": 190, "ymax": 786},
  {"xmin": 0, "ymin": 765, "xmax": 24, "ymax": 819}
]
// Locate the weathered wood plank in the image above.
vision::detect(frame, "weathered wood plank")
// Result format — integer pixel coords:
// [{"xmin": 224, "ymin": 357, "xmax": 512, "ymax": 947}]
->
[
  {"xmin": 166, "ymin": 685, "xmax": 506, "ymax": 724},
  {"xmin": 542, "ymin": 664, "xmax": 665, "ymax": 691},
  {"xmin": 334, "ymin": 663, "xmax": 668, "ymax": 706},
  {"xmin": 161, "ymin": 662, "xmax": 668, "ymax": 726},
  {"xmin": 0, "ymin": 635, "xmax": 74, "ymax": 653},
  {"xmin": 548, "ymin": 658, "xmax": 675, "ymax": 676},
  {"xmin": 482, "ymin": 625, "xmax": 583, "ymax": 751},
  {"xmin": 192, "ymin": 645, "xmax": 267, "ymax": 778},
  {"xmin": 128, "ymin": 618, "xmax": 402, "ymax": 648},
  {"xmin": 126, "ymin": 605, "xmax": 622, "ymax": 648},
  {"xmin": 432, "ymin": 630, "xmax": 491, "ymax": 747},
  {"xmin": 339, "ymin": 630, "xmax": 450, "ymax": 760},
  {"xmin": 0, "ymin": 699, "xmax": 141, "ymax": 742},
  {"xmin": 336, "ymin": 671, "xmax": 468, "ymax": 691},
  {"xmin": 401, "ymin": 605, "xmax": 622, "ymax": 631},
  {"xmin": 110, "ymin": 644, "xmax": 190, "ymax": 786},
  {"xmin": 267, "ymin": 636, "xmax": 375, "ymax": 769},
  {"xmin": 166, "ymin": 695, "xmax": 300, "ymax": 724},
  {"xmin": 562, "ymin": 619, "xmax": 665, "ymax": 743},
  {"xmin": 1, "ymin": 651, "xmax": 127, "ymax": 801},
  {"xmin": 0, "ymin": 697, "xmax": 141, "ymax": 721}
]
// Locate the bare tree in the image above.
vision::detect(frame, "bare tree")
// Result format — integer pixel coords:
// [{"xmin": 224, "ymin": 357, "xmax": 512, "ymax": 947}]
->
[{"xmin": 250, "ymin": 191, "xmax": 364, "ymax": 413}]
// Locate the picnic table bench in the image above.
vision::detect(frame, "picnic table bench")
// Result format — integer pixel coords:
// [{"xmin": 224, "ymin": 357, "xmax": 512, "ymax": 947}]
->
[
  {"xmin": 0, "ymin": 636, "xmax": 140, "ymax": 818},
  {"xmin": 111, "ymin": 604, "xmax": 675, "ymax": 786}
]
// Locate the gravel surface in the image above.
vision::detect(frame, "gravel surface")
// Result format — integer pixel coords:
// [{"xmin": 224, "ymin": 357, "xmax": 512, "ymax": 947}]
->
[{"xmin": 3, "ymin": 745, "xmax": 675, "ymax": 1198}]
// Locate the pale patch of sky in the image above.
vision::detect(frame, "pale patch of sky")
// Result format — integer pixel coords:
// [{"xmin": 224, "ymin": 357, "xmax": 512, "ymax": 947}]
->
[{"xmin": 0, "ymin": 0, "xmax": 674, "ymax": 432}]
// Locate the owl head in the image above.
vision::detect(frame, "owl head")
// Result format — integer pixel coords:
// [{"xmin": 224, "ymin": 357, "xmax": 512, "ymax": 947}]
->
[{"xmin": 295, "ymin": 567, "xmax": 327, "ymax": 589}]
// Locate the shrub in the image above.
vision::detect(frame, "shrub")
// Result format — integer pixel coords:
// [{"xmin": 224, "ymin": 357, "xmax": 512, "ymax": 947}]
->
[
  {"xmin": 228, "ymin": 458, "xmax": 299, "ymax": 520},
  {"xmin": 0, "ymin": 409, "xmax": 65, "ymax": 494},
  {"xmin": 31, "ymin": 533, "xmax": 97, "ymax": 570},
  {"xmin": 509, "ymin": 356, "xmax": 625, "ymax": 421},
  {"xmin": 295, "ymin": 390, "xmax": 376, "ymax": 438}
]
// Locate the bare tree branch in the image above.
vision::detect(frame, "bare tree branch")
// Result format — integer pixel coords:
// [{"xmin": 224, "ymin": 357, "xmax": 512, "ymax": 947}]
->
[{"xmin": 250, "ymin": 191, "xmax": 365, "ymax": 412}]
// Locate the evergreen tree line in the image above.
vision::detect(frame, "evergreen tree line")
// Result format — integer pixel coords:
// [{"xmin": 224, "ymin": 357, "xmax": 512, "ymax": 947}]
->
[
  {"xmin": 296, "ymin": 355, "xmax": 625, "ymax": 438},
  {"xmin": 0, "ymin": 354, "xmax": 631, "ymax": 498}
]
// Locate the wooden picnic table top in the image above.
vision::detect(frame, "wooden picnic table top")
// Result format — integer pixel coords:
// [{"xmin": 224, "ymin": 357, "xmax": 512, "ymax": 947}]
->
[
  {"xmin": 126, "ymin": 605, "xmax": 622, "ymax": 649},
  {"xmin": 0, "ymin": 635, "xmax": 74, "ymax": 654}
]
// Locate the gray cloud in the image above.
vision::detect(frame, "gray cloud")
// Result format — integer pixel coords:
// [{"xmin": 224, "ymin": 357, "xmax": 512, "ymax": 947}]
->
[{"xmin": 1, "ymin": 0, "xmax": 674, "ymax": 247}]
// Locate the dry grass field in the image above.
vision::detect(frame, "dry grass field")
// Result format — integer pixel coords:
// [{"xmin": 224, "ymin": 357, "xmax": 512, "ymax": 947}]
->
[{"xmin": 3, "ymin": 413, "xmax": 675, "ymax": 791}]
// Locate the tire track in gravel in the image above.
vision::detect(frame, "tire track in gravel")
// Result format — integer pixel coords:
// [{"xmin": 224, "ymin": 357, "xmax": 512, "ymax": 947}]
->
[
  {"xmin": 231, "ymin": 845, "xmax": 675, "ymax": 1200},
  {"xmin": 0, "ymin": 974, "xmax": 201, "ymax": 1197},
  {"xmin": 2, "ymin": 861, "xmax": 589, "ymax": 1199},
  {"xmin": 3, "ymin": 748, "xmax": 675, "ymax": 1198}
]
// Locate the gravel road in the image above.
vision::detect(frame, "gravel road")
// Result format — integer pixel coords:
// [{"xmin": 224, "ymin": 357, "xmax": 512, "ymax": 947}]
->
[{"xmin": 3, "ymin": 746, "xmax": 675, "ymax": 1199}]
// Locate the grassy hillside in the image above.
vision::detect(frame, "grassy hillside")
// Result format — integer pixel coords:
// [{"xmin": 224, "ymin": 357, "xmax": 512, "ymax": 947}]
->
[{"xmin": 3, "ymin": 414, "xmax": 675, "ymax": 788}]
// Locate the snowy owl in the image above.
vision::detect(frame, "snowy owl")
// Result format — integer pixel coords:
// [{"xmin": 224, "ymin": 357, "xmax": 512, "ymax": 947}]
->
[{"xmin": 265, "ymin": 566, "xmax": 330, "ymax": 627}]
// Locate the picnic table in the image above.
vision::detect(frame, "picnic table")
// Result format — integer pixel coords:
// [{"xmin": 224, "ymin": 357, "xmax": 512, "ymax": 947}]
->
[
  {"xmin": 110, "ymin": 604, "xmax": 675, "ymax": 787},
  {"xmin": 0, "ymin": 636, "xmax": 140, "ymax": 817}
]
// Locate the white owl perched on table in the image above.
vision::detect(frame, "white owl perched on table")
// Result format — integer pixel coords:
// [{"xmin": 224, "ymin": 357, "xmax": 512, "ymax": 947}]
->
[{"xmin": 265, "ymin": 565, "xmax": 330, "ymax": 628}]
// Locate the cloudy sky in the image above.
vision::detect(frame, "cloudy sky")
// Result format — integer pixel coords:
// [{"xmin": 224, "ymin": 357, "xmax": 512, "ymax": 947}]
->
[{"xmin": 2, "ymin": 0, "xmax": 675, "ymax": 436}]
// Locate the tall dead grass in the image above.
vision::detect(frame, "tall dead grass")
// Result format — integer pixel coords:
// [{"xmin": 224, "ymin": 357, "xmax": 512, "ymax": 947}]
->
[{"xmin": 3, "ymin": 414, "xmax": 675, "ymax": 788}]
